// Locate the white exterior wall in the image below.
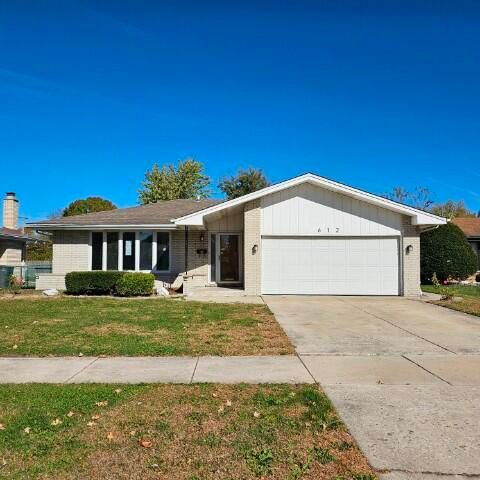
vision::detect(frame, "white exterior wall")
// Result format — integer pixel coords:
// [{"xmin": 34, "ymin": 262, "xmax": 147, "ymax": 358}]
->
[
  {"xmin": 0, "ymin": 239, "xmax": 24, "ymax": 266},
  {"xmin": 261, "ymin": 183, "xmax": 403, "ymax": 236}
]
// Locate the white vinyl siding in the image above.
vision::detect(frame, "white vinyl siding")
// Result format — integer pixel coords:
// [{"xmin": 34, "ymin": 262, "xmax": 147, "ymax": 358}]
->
[
  {"xmin": 262, "ymin": 237, "xmax": 399, "ymax": 295},
  {"xmin": 261, "ymin": 183, "xmax": 403, "ymax": 236}
]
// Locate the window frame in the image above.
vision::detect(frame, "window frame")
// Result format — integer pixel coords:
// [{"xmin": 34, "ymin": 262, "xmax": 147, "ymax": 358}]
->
[{"xmin": 89, "ymin": 230, "xmax": 171, "ymax": 273}]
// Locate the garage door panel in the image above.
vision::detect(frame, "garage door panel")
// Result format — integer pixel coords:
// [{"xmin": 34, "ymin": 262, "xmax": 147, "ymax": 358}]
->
[{"xmin": 261, "ymin": 237, "xmax": 399, "ymax": 295}]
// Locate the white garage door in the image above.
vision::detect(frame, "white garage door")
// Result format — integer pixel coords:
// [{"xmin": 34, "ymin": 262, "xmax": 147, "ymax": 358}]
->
[{"xmin": 261, "ymin": 237, "xmax": 399, "ymax": 295}]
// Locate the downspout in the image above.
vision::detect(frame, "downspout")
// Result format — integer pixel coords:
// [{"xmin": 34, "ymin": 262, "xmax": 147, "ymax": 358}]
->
[{"xmin": 184, "ymin": 225, "xmax": 189, "ymax": 275}]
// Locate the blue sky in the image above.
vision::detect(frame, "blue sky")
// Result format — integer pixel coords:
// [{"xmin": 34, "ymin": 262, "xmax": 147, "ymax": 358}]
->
[{"xmin": 1, "ymin": 0, "xmax": 479, "ymax": 222}]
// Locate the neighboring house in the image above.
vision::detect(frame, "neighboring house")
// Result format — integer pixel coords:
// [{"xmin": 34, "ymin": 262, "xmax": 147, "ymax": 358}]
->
[
  {"xmin": 28, "ymin": 173, "xmax": 446, "ymax": 296},
  {"xmin": 452, "ymin": 217, "xmax": 480, "ymax": 267},
  {"xmin": 0, "ymin": 192, "xmax": 29, "ymax": 267}
]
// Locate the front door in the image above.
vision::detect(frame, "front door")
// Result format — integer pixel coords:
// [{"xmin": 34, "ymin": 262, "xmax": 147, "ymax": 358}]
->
[{"xmin": 217, "ymin": 233, "xmax": 241, "ymax": 283}]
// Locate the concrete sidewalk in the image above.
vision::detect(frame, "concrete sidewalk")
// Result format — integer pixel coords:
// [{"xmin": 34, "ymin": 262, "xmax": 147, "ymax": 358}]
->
[
  {"xmin": 0, "ymin": 356, "xmax": 315, "ymax": 384},
  {"xmin": 3, "ymin": 354, "xmax": 480, "ymax": 386}
]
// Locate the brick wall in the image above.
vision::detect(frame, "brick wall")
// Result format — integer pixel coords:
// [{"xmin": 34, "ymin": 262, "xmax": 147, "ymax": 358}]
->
[
  {"xmin": 402, "ymin": 216, "xmax": 421, "ymax": 296},
  {"xmin": 244, "ymin": 200, "xmax": 261, "ymax": 295},
  {"xmin": 52, "ymin": 231, "xmax": 90, "ymax": 274}
]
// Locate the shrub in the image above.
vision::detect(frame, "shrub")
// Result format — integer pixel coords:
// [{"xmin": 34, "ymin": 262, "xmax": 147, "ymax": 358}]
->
[
  {"xmin": 421, "ymin": 223, "xmax": 478, "ymax": 283},
  {"xmin": 114, "ymin": 272, "xmax": 154, "ymax": 297},
  {"xmin": 65, "ymin": 271, "xmax": 124, "ymax": 295}
]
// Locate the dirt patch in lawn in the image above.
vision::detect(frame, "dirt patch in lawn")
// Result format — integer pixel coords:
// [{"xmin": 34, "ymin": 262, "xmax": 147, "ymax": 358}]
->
[{"xmin": 62, "ymin": 384, "xmax": 375, "ymax": 480}]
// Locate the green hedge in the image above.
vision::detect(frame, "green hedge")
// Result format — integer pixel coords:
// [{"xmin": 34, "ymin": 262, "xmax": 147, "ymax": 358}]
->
[
  {"xmin": 65, "ymin": 271, "xmax": 154, "ymax": 297},
  {"xmin": 115, "ymin": 272, "xmax": 155, "ymax": 297},
  {"xmin": 421, "ymin": 223, "xmax": 478, "ymax": 283}
]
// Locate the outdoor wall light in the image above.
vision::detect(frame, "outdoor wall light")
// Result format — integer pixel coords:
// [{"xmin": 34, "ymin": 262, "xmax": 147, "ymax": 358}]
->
[
  {"xmin": 200, "ymin": 233, "xmax": 205, "ymax": 242},
  {"xmin": 252, "ymin": 244, "xmax": 258, "ymax": 254},
  {"xmin": 406, "ymin": 244, "xmax": 414, "ymax": 255}
]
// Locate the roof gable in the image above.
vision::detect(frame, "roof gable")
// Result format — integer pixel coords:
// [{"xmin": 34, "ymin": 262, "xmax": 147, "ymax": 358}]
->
[{"xmin": 174, "ymin": 173, "xmax": 447, "ymax": 227}]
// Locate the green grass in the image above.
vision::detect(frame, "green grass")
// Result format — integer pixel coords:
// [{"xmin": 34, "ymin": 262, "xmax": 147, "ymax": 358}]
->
[
  {"xmin": 0, "ymin": 384, "xmax": 146, "ymax": 479},
  {"xmin": 0, "ymin": 297, "xmax": 293, "ymax": 356},
  {"xmin": 422, "ymin": 284, "xmax": 480, "ymax": 298},
  {"xmin": 0, "ymin": 384, "xmax": 376, "ymax": 479},
  {"xmin": 422, "ymin": 284, "xmax": 480, "ymax": 317}
]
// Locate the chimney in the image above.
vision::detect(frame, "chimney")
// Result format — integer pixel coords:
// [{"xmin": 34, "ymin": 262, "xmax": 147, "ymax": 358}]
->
[{"xmin": 3, "ymin": 192, "xmax": 19, "ymax": 229}]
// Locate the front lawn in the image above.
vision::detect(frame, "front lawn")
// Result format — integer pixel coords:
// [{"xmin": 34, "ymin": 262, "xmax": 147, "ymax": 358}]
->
[
  {"xmin": 422, "ymin": 284, "xmax": 480, "ymax": 317},
  {"xmin": 0, "ymin": 384, "xmax": 376, "ymax": 479},
  {"xmin": 0, "ymin": 297, "xmax": 293, "ymax": 356}
]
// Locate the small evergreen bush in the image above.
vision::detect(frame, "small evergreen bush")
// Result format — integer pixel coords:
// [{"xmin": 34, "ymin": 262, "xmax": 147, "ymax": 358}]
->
[{"xmin": 114, "ymin": 272, "xmax": 154, "ymax": 297}]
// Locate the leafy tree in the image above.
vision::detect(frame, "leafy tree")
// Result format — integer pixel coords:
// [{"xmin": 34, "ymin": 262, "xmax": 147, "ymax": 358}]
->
[
  {"xmin": 63, "ymin": 197, "xmax": 116, "ymax": 217},
  {"xmin": 138, "ymin": 158, "xmax": 210, "ymax": 204},
  {"xmin": 430, "ymin": 200, "xmax": 475, "ymax": 220},
  {"xmin": 421, "ymin": 223, "xmax": 478, "ymax": 283},
  {"xmin": 384, "ymin": 186, "xmax": 433, "ymax": 211},
  {"xmin": 26, "ymin": 240, "xmax": 52, "ymax": 261},
  {"xmin": 218, "ymin": 168, "xmax": 270, "ymax": 200}
]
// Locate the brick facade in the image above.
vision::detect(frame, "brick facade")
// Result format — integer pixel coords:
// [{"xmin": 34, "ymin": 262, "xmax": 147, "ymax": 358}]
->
[
  {"xmin": 243, "ymin": 200, "xmax": 261, "ymax": 295},
  {"xmin": 402, "ymin": 216, "xmax": 421, "ymax": 296}
]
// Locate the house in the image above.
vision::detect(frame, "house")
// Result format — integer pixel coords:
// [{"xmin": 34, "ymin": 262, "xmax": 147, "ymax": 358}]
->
[
  {"xmin": 452, "ymin": 217, "xmax": 480, "ymax": 267},
  {"xmin": 28, "ymin": 173, "xmax": 446, "ymax": 296},
  {"xmin": 0, "ymin": 192, "xmax": 29, "ymax": 267}
]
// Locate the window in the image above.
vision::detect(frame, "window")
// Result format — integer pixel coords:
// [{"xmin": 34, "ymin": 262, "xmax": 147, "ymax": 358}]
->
[
  {"xmin": 91, "ymin": 232, "xmax": 103, "ymax": 270},
  {"xmin": 91, "ymin": 230, "xmax": 168, "ymax": 272},
  {"xmin": 140, "ymin": 232, "xmax": 153, "ymax": 270},
  {"xmin": 122, "ymin": 232, "xmax": 136, "ymax": 270},
  {"xmin": 106, "ymin": 232, "xmax": 119, "ymax": 270},
  {"xmin": 156, "ymin": 232, "xmax": 170, "ymax": 272}
]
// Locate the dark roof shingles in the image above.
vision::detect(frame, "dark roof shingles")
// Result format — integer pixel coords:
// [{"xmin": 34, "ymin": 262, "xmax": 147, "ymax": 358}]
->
[
  {"xmin": 28, "ymin": 199, "xmax": 222, "ymax": 227},
  {"xmin": 0, "ymin": 227, "xmax": 30, "ymax": 241}
]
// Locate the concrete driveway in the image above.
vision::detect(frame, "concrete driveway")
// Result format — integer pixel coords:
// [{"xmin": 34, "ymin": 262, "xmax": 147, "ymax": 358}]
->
[{"xmin": 265, "ymin": 296, "xmax": 480, "ymax": 480}]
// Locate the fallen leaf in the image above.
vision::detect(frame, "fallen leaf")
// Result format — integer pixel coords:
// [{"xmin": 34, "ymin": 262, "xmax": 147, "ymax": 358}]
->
[
  {"xmin": 86, "ymin": 421, "xmax": 96, "ymax": 427},
  {"xmin": 95, "ymin": 401, "xmax": 108, "ymax": 407},
  {"xmin": 253, "ymin": 411, "xmax": 260, "ymax": 418},
  {"xmin": 107, "ymin": 432, "xmax": 114, "ymax": 441},
  {"xmin": 225, "ymin": 400, "xmax": 232, "ymax": 407},
  {"xmin": 91, "ymin": 415, "xmax": 100, "ymax": 420},
  {"xmin": 129, "ymin": 430, "xmax": 136, "ymax": 436},
  {"xmin": 212, "ymin": 393, "xmax": 218, "ymax": 398},
  {"xmin": 51, "ymin": 418, "xmax": 62, "ymax": 426},
  {"xmin": 67, "ymin": 411, "xmax": 75, "ymax": 418},
  {"xmin": 138, "ymin": 439, "xmax": 153, "ymax": 448},
  {"xmin": 0, "ymin": 424, "xmax": 5, "ymax": 431},
  {"xmin": 114, "ymin": 388, "xmax": 122, "ymax": 395},
  {"xmin": 23, "ymin": 427, "xmax": 31, "ymax": 434},
  {"xmin": 217, "ymin": 406, "xmax": 225, "ymax": 413}
]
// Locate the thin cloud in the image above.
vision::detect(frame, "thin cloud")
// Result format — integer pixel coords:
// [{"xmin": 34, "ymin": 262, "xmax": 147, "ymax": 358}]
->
[{"xmin": 83, "ymin": 7, "xmax": 150, "ymax": 39}]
